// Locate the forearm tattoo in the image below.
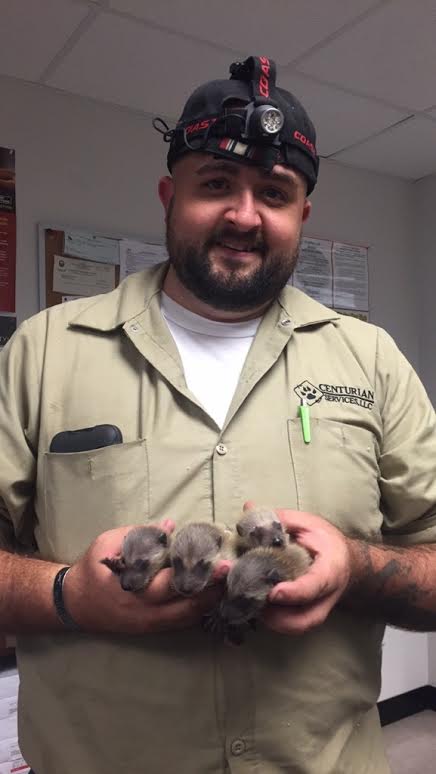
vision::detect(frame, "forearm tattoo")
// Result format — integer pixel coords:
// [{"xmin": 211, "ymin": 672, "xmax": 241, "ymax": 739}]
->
[{"xmin": 342, "ymin": 540, "xmax": 436, "ymax": 631}]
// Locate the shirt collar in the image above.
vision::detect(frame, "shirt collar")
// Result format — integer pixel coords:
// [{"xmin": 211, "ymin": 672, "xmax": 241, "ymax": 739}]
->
[{"xmin": 69, "ymin": 261, "xmax": 339, "ymax": 333}]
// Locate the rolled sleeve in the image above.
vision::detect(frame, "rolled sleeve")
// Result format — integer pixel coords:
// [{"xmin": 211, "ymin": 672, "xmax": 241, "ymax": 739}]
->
[
  {"xmin": 0, "ymin": 320, "xmax": 40, "ymax": 550},
  {"xmin": 376, "ymin": 328, "xmax": 436, "ymax": 545}
]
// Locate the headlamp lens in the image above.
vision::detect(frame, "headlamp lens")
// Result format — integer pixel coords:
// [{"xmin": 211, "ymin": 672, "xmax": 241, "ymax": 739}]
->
[{"xmin": 260, "ymin": 107, "xmax": 284, "ymax": 135}]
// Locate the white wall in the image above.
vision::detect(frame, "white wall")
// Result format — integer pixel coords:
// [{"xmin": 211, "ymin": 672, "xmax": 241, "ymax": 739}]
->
[
  {"xmin": 414, "ymin": 175, "xmax": 436, "ymax": 688},
  {"xmin": 0, "ymin": 75, "xmax": 166, "ymax": 322},
  {"xmin": 413, "ymin": 175, "xmax": 436, "ymax": 405},
  {"xmin": 0, "ymin": 74, "xmax": 430, "ymax": 700},
  {"xmin": 380, "ymin": 628, "xmax": 428, "ymax": 701}
]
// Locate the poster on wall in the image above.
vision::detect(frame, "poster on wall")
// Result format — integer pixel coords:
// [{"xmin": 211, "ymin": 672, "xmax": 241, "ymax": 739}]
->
[
  {"xmin": 0, "ymin": 147, "xmax": 16, "ymax": 314},
  {"xmin": 290, "ymin": 236, "xmax": 369, "ymax": 318},
  {"xmin": 0, "ymin": 314, "xmax": 16, "ymax": 350}
]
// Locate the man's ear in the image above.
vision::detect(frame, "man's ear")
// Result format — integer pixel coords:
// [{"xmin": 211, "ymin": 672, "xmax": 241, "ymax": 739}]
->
[
  {"xmin": 302, "ymin": 198, "xmax": 312, "ymax": 223},
  {"xmin": 158, "ymin": 176, "xmax": 174, "ymax": 216},
  {"xmin": 302, "ymin": 199, "xmax": 312, "ymax": 223}
]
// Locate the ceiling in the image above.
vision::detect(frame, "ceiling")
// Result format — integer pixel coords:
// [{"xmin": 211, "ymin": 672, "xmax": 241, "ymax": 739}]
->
[{"xmin": 2, "ymin": 0, "xmax": 436, "ymax": 181}]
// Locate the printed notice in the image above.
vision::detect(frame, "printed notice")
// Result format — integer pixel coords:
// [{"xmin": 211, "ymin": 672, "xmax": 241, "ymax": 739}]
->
[
  {"xmin": 64, "ymin": 230, "xmax": 120, "ymax": 264},
  {"xmin": 119, "ymin": 240, "xmax": 168, "ymax": 281},
  {"xmin": 333, "ymin": 242, "xmax": 368, "ymax": 311},
  {"xmin": 292, "ymin": 237, "xmax": 333, "ymax": 307},
  {"xmin": 53, "ymin": 255, "xmax": 116, "ymax": 297}
]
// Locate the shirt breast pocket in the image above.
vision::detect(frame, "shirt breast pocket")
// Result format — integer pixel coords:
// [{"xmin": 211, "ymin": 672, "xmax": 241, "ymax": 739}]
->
[
  {"xmin": 287, "ymin": 418, "xmax": 381, "ymax": 539},
  {"xmin": 41, "ymin": 440, "xmax": 149, "ymax": 562}
]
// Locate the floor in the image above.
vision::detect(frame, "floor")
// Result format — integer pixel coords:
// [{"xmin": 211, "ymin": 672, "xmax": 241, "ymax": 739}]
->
[{"xmin": 383, "ymin": 710, "xmax": 436, "ymax": 773}]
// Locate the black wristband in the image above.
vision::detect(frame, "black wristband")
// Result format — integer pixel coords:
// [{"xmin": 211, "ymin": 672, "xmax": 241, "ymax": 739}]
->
[{"xmin": 53, "ymin": 566, "xmax": 82, "ymax": 632}]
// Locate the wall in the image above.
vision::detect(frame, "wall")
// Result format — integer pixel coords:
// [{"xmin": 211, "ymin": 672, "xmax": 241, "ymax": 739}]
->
[
  {"xmin": 0, "ymin": 74, "xmax": 430, "ymax": 699},
  {"xmin": 0, "ymin": 74, "xmax": 419, "ymax": 360},
  {"xmin": 414, "ymin": 174, "xmax": 436, "ymax": 687},
  {"xmin": 0, "ymin": 75, "xmax": 165, "ymax": 322},
  {"xmin": 413, "ymin": 175, "xmax": 436, "ymax": 405}
]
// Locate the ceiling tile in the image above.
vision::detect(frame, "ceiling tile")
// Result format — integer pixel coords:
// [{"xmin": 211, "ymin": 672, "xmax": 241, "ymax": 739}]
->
[
  {"xmin": 0, "ymin": 0, "xmax": 91, "ymax": 81},
  {"xmin": 107, "ymin": 0, "xmax": 379, "ymax": 64},
  {"xmin": 281, "ymin": 73, "xmax": 409, "ymax": 156},
  {"xmin": 47, "ymin": 13, "xmax": 244, "ymax": 117},
  {"xmin": 297, "ymin": 0, "xmax": 436, "ymax": 111},
  {"xmin": 331, "ymin": 116, "xmax": 436, "ymax": 180}
]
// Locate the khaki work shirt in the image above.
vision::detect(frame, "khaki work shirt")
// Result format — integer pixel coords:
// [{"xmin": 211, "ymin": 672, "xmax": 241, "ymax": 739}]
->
[{"xmin": 1, "ymin": 263, "xmax": 436, "ymax": 774}]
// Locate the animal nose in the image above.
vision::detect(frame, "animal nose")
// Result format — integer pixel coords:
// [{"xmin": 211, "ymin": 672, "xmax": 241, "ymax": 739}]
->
[
  {"xmin": 272, "ymin": 537, "xmax": 284, "ymax": 547},
  {"xmin": 121, "ymin": 579, "xmax": 133, "ymax": 592},
  {"xmin": 179, "ymin": 584, "xmax": 193, "ymax": 596}
]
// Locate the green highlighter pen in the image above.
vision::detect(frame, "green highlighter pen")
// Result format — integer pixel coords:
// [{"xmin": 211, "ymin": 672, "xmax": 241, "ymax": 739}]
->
[{"xmin": 299, "ymin": 397, "xmax": 311, "ymax": 444}]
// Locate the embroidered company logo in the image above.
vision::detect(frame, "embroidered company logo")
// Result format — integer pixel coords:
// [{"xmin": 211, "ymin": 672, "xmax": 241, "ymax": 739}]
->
[{"xmin": 294, "ymin": 380, "xmax": 375, "ymax": 410}]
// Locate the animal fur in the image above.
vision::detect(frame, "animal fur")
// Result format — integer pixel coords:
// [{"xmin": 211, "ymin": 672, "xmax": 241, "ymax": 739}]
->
[
  {"xmin": 101, "ymin": 525, "xmax": 170, "ymax": 592},
  {"xmin": 235, "ymin": 505, "xmax": 288, "ymax": 554},
  {"xmin": 170, "ymin": 522, "xmax": 235, "ymax": 596},
  {"xmin": 205, "ymin": 543, "xmax": 312, "ymax": 644}
]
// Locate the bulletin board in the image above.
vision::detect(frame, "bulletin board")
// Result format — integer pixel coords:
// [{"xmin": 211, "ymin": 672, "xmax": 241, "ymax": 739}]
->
[
  {"xmin": 38, "ymin": 223, "xmax": 370, "ymax": 318},
  {"xmin": 38, "ymin": 223, "xmax": 168, "ymax": 311}
]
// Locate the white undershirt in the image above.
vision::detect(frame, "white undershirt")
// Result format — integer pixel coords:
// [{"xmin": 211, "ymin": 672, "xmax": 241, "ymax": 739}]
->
[{"xmin": 161, "ymin": 292, "xmax": 261, "ymax": 428}]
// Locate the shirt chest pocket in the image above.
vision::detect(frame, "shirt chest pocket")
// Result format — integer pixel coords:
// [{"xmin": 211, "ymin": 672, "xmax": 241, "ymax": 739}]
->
[
  {"xmin": 287, "ymin": 418, "xmax": 381, "ymax": 539},
  {"xmin": 41, "ymin": 440, "xmax": 149, "ymax": 563}
]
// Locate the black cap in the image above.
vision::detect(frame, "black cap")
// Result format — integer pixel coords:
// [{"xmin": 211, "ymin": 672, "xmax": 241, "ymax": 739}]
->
[{"xmin": 154, "ymin": 55, "xmax": 319, "ymax": 194}]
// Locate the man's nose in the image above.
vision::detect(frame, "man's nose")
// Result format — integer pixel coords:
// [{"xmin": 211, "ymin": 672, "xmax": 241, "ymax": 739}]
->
[{"xmin": 223, "ymin": 190, "xmax": 262, "ymax": 231}]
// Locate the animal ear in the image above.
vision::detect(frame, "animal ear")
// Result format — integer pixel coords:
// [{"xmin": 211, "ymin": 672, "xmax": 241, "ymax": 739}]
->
[
  {"xmin": 236, "ymin": 524, "xmax": 245, "ymax": 537},
  {"xmin": 272, "ymin": 521, "xmax": 282, "ymax": 530},
  {"xmin": 216, "ymin": 534, "xmax": 223, "ymax": 549},
  {"xmin": 158, "ymin": 531, "xmax": 168, "ymax": 546},
  {"xmin": 266, "ymin": 569, "xmax": 281, "ymax": 586},
  {"xmin": 100, "ymin": 556, "xmax": 125, "ymax": 575}
]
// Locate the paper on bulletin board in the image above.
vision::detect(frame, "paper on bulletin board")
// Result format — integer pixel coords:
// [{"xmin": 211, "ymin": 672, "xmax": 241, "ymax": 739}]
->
[
  {"xmin": 119, "ymin": 239, "xmax": 168, "ymax": 281},
  {"xmin": 0, "ymin": 147, "xmax": 16, "ymax": 313},
  {"xmin": 333, "ymin": 242, "xmax": 368, "ymax": 311},
  {"xmin": 64, "ymin": 230, "xmax": 120, "ymax": 264},
  {"xmin": 53, "ymin": 255, "xmax": 116, "ymax": 297},
  {"xmin": 292, "ymin": 237, "xmax": 333, "ymax": 307}
]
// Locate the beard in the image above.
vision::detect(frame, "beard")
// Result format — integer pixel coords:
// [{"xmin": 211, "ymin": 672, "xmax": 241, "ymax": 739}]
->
[{"xmin": 165, "ymin": 208, "xmax": 300, "ymax": 312}]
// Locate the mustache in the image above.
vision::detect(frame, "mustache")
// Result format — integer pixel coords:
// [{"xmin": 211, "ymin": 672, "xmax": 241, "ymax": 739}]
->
[{"xmin": 206, "ymin": 227, "xmax": 266, "ymax": 254}]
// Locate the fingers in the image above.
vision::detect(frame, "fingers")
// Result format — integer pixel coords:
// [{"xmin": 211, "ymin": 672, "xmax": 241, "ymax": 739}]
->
[
  {"xmin": 143, "ymin": 568, "xmax": 179, "ymax": 604},
  {"xmin": 158, "ymin": 518, "xmax": 176, "ymax": 535},
  {"xmin": 144, "ymin": 585, "xmax": 223, "ymax": 632},
  {"xmin": 211, "ymin": 559, "xmax": 232, "ymax": 583},
  {"xmin": 268, "ymin": 560, "xmax": 331, "ymax": 606},
  {"xmin": 261, "ymin": 597, "xmax": 333, "ymax": 635}
]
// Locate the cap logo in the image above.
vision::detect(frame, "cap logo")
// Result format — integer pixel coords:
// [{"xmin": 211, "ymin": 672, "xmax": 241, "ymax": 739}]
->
[
  {"xmin": 185, "ymin": 117, "xmax": 217, "ymax": 136},
  {"xmin": 294, "ymin": 130, "xmax": 316, "ymax": 157},
  {"xmin": 259, "ymin": 56, "xmax": 271, "ymax": 98}
]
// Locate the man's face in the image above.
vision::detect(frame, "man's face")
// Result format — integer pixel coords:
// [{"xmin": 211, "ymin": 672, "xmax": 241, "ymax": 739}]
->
[{"xmin": 159, "ymin": 153, "xmax": 311, "ymax": 312}]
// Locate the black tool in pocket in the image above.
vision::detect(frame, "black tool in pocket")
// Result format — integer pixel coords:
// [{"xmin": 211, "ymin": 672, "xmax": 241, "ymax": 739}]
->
[{"xmin": 49, "ymin": 424, "xmax": 123, "ymax": 453}]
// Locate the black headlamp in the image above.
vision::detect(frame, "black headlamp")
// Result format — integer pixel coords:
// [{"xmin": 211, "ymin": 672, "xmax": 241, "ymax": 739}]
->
[
  {"xmin": 154, "ymin": 55, "xmax": 319, "ymax": 194},
  {"xmin": 241, "ymin": 101, "xmax": 285, "ymax": 141}
]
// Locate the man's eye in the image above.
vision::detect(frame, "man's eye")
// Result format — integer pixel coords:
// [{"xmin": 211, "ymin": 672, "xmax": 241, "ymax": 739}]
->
[
  {"xmin": 263, "ymin": 187, "xmax": 287, "ymax": 204},
  {"xmin": 203, "ymin": 178, "xmax": 228, "ymax": 192}
]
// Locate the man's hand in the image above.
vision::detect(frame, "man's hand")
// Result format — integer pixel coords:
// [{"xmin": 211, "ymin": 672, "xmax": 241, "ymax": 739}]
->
[
  {"xmin": 63, "ymin": 521, "xmax": 227, "ymax": 635},
  {"xmin": 259, "ymin": 507, "xmax": 352, "ymax": 635}
]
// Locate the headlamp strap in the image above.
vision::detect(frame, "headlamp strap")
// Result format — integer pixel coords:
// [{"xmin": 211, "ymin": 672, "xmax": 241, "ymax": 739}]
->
[{"xmin": 230, "ymin": 56, "xmax": 277, "ymax": 102}]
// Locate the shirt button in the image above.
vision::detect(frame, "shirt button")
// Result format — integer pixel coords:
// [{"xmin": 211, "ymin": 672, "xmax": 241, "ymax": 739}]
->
[
  {"xmin": 230, "ymin": 739, "xmax": 245, "ymax": 756},
  {"xmin": 130, "ymin": 323, "xmax": 140, "ymax": 333},
  {"xmin": 216, "ymin": 443, "xmax": 228, "ymax": 456},
  {"xmin": 280, "ymin": 318, "xmax": 292, "ymax": 326}
]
